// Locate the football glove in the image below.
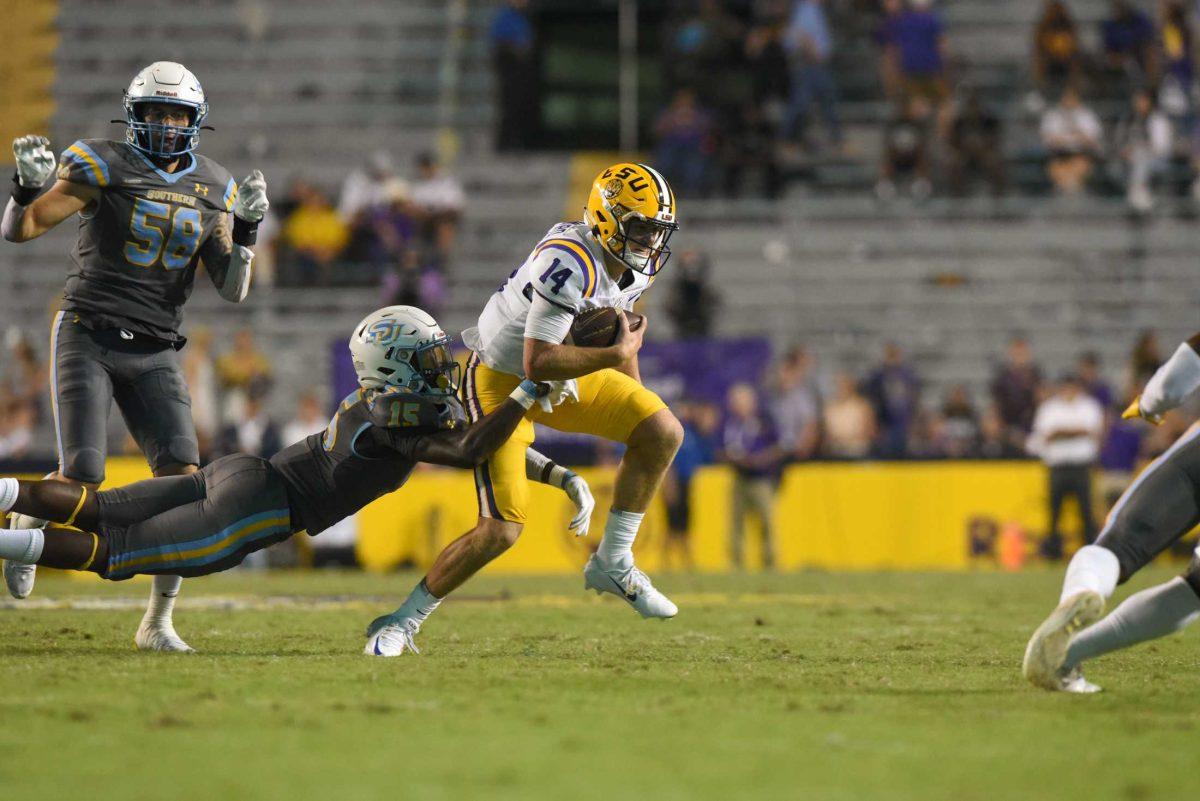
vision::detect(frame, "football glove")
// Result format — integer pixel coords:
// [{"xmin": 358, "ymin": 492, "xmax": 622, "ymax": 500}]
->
[
  {"xmin": 563, "ymin": 471, "xmax": 595, "ymax": 537},
  {"xmin": 1122, "ymin": 396, "xmax": 1163, "ymax": 425},
  {"xmin": 233, "ymin": 169, "xmax": 269, "ymax": 222},
  {"xmin": 12, "ymin": 135, "xmax": 55, "ymax": 189},
  {"xmin": 537, "ymin": 379, "xmax": 579, "ymax": 414}
]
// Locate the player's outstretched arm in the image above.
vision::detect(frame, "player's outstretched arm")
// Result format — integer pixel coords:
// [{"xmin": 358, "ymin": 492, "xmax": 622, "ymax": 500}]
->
[
  {"xmin": 411, "ymin": 380, "xmax": 547, "ymax": 469},
  {"xmin": 1124, "ymin": 332, "xmax": 1200, "ymax": 424},
  {"xmin": 203, "ymin": 170, "xmax": 269, "ymax": 303},
  {"xmin": 523, "ymin": 306, "xmax": 645, "ymax": 381},
  {"xmin": 3, "ymin": 137, "xmax": 97, "ymax": 242}
]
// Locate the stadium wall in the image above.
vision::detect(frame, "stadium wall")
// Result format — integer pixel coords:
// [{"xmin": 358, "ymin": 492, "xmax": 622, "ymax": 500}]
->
[{"xmin": 3, "ymin": 457, "xmax": 1117, "ymax": 574}]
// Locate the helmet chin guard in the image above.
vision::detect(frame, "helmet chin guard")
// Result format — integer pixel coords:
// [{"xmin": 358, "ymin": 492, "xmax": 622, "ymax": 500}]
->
[{"xmin": 123, "ymin": 61, "xmax": 208, "ymax": 158}]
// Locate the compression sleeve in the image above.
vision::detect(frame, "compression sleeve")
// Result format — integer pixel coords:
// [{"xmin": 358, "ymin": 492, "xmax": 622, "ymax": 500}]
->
[
  {"xmin": 524, "ymin": 290, "xmax": 575, "ymax": 345},
  {"xmin": 1140, "ymin": 341, "xmax": 1200, "ymax": 418}
]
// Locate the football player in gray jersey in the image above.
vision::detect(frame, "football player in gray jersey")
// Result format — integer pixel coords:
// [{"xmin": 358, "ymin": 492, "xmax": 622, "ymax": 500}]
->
[
  {"xmin": 1, "ymin": 61, "xmax": 269, "ymax": 652},
  {"xmin": 1024, "ymin": 332, "xmax": 1200, "ymax": 692},
  {"xmin": 0, "ymin": 307, "xmax": 592, "ymax": 657}
]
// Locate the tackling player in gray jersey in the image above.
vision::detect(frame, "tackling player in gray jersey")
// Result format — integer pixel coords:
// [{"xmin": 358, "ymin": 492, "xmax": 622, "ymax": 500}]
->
[
  {"xmin": 0, "ymin": 306, "xmax": 589, "ymax": 656},
  {"xmin": 1023, "ymin": 332, "xmax": 1200, "ymax": 692},
  {"xmin": 1, "ymin": 61, "xmax": 269, "ymax": 652}
]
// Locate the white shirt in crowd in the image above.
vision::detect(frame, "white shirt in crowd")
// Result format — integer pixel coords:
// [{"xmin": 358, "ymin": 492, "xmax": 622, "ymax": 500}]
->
[
  {"xmin": 1028, "ymin": 392, "xmax": 1105, "ymax": 466},
  {"xmin": 1040, "ymin": 105, "xmax": 1103, "ymax": 152},
  {"xmin": 412, "ymin": 173, "xmax": 465, "ymax": 215}
]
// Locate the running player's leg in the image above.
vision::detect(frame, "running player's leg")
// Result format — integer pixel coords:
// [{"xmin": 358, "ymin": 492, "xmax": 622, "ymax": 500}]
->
[
  {"xmin": 1024, "ymin": 424, "xmax": 1200, "ymax": 690},
  {"xmin": 533, "ymin": 368, "xmax": 682, "ymax": 617},
  {"xmin": 113, "ymin": 346, "xmax": 202, "ymax": 651},
  {"xmin": 6, "ymin": 312, "xmax": 113, "ymax": 598}
]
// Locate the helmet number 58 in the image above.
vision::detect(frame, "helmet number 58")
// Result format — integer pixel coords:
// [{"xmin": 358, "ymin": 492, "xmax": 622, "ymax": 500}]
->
[{"xmin": 124, "ymin": 198, "xmax": 204, "ymax": 270}]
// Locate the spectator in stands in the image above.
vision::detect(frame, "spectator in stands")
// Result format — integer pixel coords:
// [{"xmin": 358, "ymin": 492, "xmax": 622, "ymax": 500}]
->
[
  {"xmin": 824, "ymin": 372, "xmax": 876, "ymax": 458},
  {"xmin": 216, "ymin": 328, "xmax": 272, "ymax": 424},
  {"xmin": 338, "ymin": 150, "xmax": 395, "ymax": 223},
  {"xmin": 666, "ymin": 0, "xmax": 745, "ymax": 91},
  {"xmin": 722, "ymin": 101, "xmax": 784, "ymax": 198},
  {"xmin": 282, "ymin": 391, "xmax": 328, "ymax": 446},
  {"xmin": 1100, "ymin": 0, "xmax": 1156, "ymax": 84},
  {"xmin": 281, "ymin": 182, "xmax": 349, "ymax": 286},
  {"xmin": 1097, "ymin": 390, "xmax": 1144, "ymax": 508},
  {"xmin": 653, "ymin": 88, "xmax": 717, "ymax": 197},
  {"xmin": 217, "ymin": 378, "xmax": 282, "ymax": 459},
  {"xmin": 666, "ymin": 249, "xmax": 719, "ymax": 339},
  {"xmin": 1112, "ymin": 88, "xmax": 1173, "ymax": 211},
  {"xmin": 0, "ymin": 399, "xmax": 34, "ymax": 459},
  {"xmin": 884, "ymin": 0, "xmax": 948, "ymax": 102},
  {"xmin": 770, "ymin": 346, "xmax": 823, "ymax": 461},
  {"xmin": 1028, "ymin": 373, "xmax": 1105, "ymax": 557},
  {"xmin": 1158, "ymin": 1, "xmax": 1195, "ymax": 119},
  {"xmin": 781, "ymin": 0, "xmax": 843, "ymax": 151},
  {"xmin": 945, "ymin": 89, "xmax": 1006, "ymax": 196},
  {"xmin": 873, "ymin": 0, "xmax": 905, "ymax": 101},
  {"xmin": 490, "ymin": 0, "xmax": 539, "ymax": 152},
  {"xmin": 1077, "ymin": 351, "xmax": 1114, "ymax": 410},
  {"xmin": 862, "ymin": 342, "xmax": 921, "ymax": 457},
  {"xmin": 720, "ymin": 384, "xmax": 782, "ymax": 569},
  {"xmin": 876, "ymin": 93, "xmax": 935, "ymax": 200},
  {"xmin": 182, "ymin": 326, "xmax": 219, "ymax": 461},
  {"xmin": 744, "ymin": 18, "xmax": 790, "ymax": 111},
  {"xmin": 977, "ymin": 404, "xmax": 1026, "ymax": 458},
  {"xmin": 1040, "ymin": 86, "xmax": 1104, "ymax": 195},
  {"xmin": 990, "ymin": 336, "xmax": 1043, "ymax": 441},
  {"xmin": 411, "ymin": 153, "xmax": 465, "ymax": 272},
  {"xmin": 1033, "ymin": 0, "xmax": 1082, "ymax": 100},
  {"xmin": 937, "ymin": 384, "xmax": 981, "ymax": 458},
  {"xmin": 662, "ymin": 400, "xmax": 720, "ymax": 571},
  {"xmin": 1127, "ymin": 329, "xmax": 1163, "ymax": 389},
  {"xmin": 0, "ymin": 334, "xmax": 47, "ymax": 425}
]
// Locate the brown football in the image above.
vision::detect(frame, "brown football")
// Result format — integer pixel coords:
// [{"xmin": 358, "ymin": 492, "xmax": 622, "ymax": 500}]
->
[{"xmin": 569, "ymin": 308, "xmax": 645, "ymax": 348}]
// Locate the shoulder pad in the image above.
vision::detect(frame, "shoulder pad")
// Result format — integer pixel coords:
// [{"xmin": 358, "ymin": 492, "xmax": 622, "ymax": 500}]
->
[
  {"xmin": 191, "ymin": 155, "xmax": 237, "ymax": 211},
  {"xmin": 367, "ymin": 388, "xmax": 467, "ymax": 432},
  {"xmin": 57, "ymin": 139, "xmax": 113, "ymax": 188},
  {"xmin": 529, "ymin": 234, "xmax": 600, "ymax": 305}
]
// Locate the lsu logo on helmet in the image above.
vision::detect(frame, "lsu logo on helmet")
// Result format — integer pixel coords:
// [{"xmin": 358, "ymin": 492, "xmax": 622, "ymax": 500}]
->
[{"xmin": 584, "ymin": 162, "xmax": 679, "ymax": 276}]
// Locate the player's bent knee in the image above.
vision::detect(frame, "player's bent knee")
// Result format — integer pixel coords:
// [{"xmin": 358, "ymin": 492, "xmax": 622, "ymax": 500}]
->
[
  {"xmin": 163, "ymin": 436, "xmax": 200, "ymax": 471},
  {"xmin": 476, "ymin": 517, "xmax": 524, "ymax": 554},
  {"xmin": 1095, "ymin": 525, "xmax": 1151, "ymax": 584},
  {"xmin": 62, "ymin": 447, "xmax": 106, "ymax": 486},
  {"xmin": 153, "ymin": 461, "xmax": 199, "ymax": 478},
  {"xmin": 628, "ymin": 409, "xmax": 684, "ymax": 456}
]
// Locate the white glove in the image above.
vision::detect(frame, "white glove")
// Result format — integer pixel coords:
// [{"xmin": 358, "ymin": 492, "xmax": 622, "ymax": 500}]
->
[
  {"xmin": 563, "ymin": 471, "xmax": 595, "ymax": 537},
  {"xmin": 537, "ymin": 379, "xmax": 579, "ymax": 414},
  {"xmin": 233, "ymin": 169, "xmax": 269, "ymax": 222},
  {"xmin": 12, "ymin": 136, "xmax": 55, "ymax": 188}
]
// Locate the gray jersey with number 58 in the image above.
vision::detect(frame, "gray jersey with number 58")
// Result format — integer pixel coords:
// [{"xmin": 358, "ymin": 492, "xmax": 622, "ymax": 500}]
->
[{"xmin": 56, "ymin": 138, "xmax": 237, "ymax": 343}]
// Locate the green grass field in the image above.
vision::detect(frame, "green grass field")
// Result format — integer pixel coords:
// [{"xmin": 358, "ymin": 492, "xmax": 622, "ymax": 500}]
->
[{"xmin": 1, "ymin": 567, "xmax": 1195, "ymax": 800}]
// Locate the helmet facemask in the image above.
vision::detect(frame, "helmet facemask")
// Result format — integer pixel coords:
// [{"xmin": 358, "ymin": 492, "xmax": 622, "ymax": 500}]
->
[
  {"xmin": 608, "ymin": 211, "xmax": 677, "ymax": 276},
  {"xmin": 410, "ymin": 337, "xmax": 461, "ymax": 397},
  {"xmin": 125, "ymin": 98, "xmax": 207, "ymax": 159}
]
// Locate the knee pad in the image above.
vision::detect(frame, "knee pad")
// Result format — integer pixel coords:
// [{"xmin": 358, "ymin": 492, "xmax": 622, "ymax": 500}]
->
[
  {"xmin": 163, "ymin": 436, "xmax": 200, "ymax": 471},
  {"xmin": 62, "ymin": 447, "xmax": 105, "ymax": 485}
]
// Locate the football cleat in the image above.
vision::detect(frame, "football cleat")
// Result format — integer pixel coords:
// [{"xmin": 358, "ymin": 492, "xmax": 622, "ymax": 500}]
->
[
  {"xmin": 1022, "ymin": 590, "xmax": 1104, "ymax": 691},
  {"xmin": 583, "ymin": 554, "xmax": 677, "ymax": 619},
  {"xmin": 135, "ymin": 619, "xmax": 195, "ymax": 653},
  {"xmin": 4, "ymin": 513, "xmax": 44, "ymax": 599},
  {"xmin": 364, "ymin": 618, "xmax": 421, "ymax": 657}
]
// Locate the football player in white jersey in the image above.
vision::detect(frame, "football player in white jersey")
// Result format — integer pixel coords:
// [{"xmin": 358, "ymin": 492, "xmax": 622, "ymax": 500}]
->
[{"xmin": 364, "ymin": 163, "xmax": 685, "ymax": 655}]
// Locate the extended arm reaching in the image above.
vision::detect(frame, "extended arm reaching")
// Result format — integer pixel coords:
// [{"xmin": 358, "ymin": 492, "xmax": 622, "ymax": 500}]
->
[
  {"xmin": 526, "ymin": 448, "xmax": 595, "ymax": 536},
  {"xmin": 1124, "ymin": 333, "xmax": 1200, "ymax": 424},
  {"xmin": 410, "ymin": 381, "xmax": 545, "ymax": 469}
]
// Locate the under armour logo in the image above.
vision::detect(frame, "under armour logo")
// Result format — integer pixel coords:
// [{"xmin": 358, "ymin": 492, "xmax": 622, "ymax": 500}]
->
[{"xmin": 194, "ymin": 183, "xmax": 209, "ymax": 196}]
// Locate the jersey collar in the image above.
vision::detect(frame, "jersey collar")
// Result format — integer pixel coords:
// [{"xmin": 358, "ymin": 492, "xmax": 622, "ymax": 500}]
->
[{"xmin": 131, "ymin": 147, "xmax": 198, "ymax": 184}]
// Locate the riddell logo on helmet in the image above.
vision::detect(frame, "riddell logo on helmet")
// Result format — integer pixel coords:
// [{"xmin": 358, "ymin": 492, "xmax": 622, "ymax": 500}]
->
[{"xmin": 154, "ymin": 90, "xmax": 179, "ymax": 97}]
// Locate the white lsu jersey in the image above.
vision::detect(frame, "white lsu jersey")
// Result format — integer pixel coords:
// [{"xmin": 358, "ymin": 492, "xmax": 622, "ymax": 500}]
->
[{"xmin": 462, "ymin": 221, "xmax": 654, "ymax": 376}]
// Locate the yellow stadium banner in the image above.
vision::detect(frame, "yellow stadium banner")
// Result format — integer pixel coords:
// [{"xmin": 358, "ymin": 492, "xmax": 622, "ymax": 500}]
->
[{"xmin": 5, "ymin": 458, "xmax": 1111, "ymax": 575}]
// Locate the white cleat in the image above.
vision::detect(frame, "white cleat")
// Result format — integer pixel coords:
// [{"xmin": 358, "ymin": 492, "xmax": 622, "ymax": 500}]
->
[
  {"xmin": 583, "ymin": 555, "xmax": 677, "ymax": 619},
  {"xmin": 1022, "ymin": 590, "xmax": 1104, "ymax": 691},
  {"xmin": 1061, "ymin": 667, "xmax": 1102, "ymax": 694},
  {"xmin": 135, "ymin": 619, "xmax": 195, "ymax": 653},
  {"xmin": 4, "ymin": 513, "xmax": 43, "ymax": 599},
  {"xmin": 3, "ymin": 561, "xmax": 36, "ymax": 600},
  {"xmin": 364, "ymin": 617, "xmax": 421, "ymax": 657}
]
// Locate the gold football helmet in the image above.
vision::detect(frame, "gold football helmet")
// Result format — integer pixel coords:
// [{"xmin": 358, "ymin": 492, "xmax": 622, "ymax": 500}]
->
[{"xmin": 583, "ymin": 162, "xmax": 678, "ymax": 276}]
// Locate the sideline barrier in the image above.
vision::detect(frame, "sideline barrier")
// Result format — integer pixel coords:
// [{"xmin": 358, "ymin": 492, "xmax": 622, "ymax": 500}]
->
[{"xmin": 5, "ymin": 457, "xmax": 1087, "ymax": 574}]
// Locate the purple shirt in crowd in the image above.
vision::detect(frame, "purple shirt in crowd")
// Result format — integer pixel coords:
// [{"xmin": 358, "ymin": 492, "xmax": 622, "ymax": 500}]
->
[
  {"xmin": 882, "ymin": 10, "xmax": 944, "ymax": 76},
  {"xmin": 721, "ymin": 413, "xmax": 781, "ymax": 478}
]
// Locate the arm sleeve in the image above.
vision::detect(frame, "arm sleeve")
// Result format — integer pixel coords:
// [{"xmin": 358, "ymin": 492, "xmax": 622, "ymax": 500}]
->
[
  {"xmin": 525, "ymin": 447, "xmax": 571, "ymax": 488},
  {"xmin": 57, "ymin": 141, "xmax": 110, "ymax": 187},
  {"xmin": 524, "ymin": 291, "xmax": 576, "ymax": 344},
  {"xmin": 1140, "ymin": 342, "xmax": 1200, "ymax": 418},
  {"xmin": 199, "ymin": 215, "xmax": 254, "ymax": 303}
]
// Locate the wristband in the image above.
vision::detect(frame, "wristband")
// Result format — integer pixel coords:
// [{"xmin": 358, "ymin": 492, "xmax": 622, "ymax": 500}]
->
[
  {"xmin": 510, "ymin": 379, "xmax": 541, "ymax": 410},
  {"xmin": 11, "ymin": 173, "xmax": 39, "ymax": 206},
  {"xmin": 232, "ymin": 214, "xmax": 259, "ymax": 246}
]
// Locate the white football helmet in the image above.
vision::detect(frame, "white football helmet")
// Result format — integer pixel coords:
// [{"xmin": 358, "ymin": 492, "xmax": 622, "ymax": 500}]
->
[
  {"xmin": 123, "ymin": 61, "xmax": 208, "ymax": 158},
  {"xmin": 349, "ymin": 306, "xmax": 460, "ymax": 396}
]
